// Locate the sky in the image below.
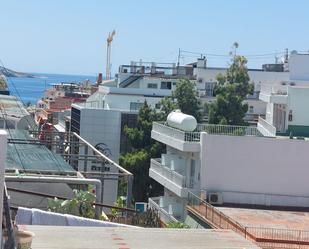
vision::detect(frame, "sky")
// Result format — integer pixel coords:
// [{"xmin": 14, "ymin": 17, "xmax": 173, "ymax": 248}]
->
[{"xmin": 1, "ymin": 0, "xmax": 309, "ymax": 76}]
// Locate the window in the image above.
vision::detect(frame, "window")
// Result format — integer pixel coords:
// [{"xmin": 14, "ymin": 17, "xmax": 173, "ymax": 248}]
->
[
  {"xmin": 249, "ymin": 106, "xmax": 254, "ymax": 113},
  {"xmin": 130, "ymin": 102, "xmax": 143, "ymax": 111},
  {"xmin": 155, "ymin": 103, "xmax": 161, "ymax": 109},
  {"xmin": 161, "ymin": 81, "xmax": 172, "ymax": 90},
  {"xmin": 205, "ymin": 82, "xmax": 215, "ymax": 96},
  {"xmin": 147, "ymin": 83, "xmax": 158, "ymax": 89}
]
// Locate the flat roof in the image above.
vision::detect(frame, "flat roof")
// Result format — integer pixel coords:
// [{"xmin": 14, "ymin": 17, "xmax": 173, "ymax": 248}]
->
[
  {"xmin": 27, "ymin": 226, "xmax": 261, "ymax": 249},
  {"xmin": 219, "ymin": 206, "xmax": 309, "ymax": 230}
]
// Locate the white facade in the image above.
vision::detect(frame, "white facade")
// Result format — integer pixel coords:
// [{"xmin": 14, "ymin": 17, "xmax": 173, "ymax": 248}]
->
[{"xmin": 0, "ymin": 130, "xmax": 7, "ymax": 243}]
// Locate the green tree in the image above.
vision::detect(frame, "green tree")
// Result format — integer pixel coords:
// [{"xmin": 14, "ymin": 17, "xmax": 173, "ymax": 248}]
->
[
  {"xmin": 119, "ymin": 101, "xmax": 164, "ymax": 202},
  {"xmin": 208, "ymin": 55, "xmax": 254, "ymax": 125},
  {"xmin": 173, "ymin": 78, "xmax": 201, "ymax": 121}
]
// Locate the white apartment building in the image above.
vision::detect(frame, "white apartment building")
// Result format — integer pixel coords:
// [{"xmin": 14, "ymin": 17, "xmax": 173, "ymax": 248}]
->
[
  {"xmin": 148, "ymin": 111, "xmax": 309, "ymax": 224},
  {"xmin": 258, "ymin": 51, "xmax": 309, "ymax": 137}
]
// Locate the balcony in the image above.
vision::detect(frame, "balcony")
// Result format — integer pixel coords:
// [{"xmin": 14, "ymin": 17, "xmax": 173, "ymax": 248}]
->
[
  {"xmin": 257, "ymin": 117, "xmax": 276, "ymax": 137},
  {"xmin": 148, "ymin": 197, "xmax": 180, "ymax": 224},
  {"xmin": 259, "ymin": 84, "xmax": 288, "ymax": 104},
  {"xmin": 149, "ymin": 159, "xmax": 188, "ymax": 198},
  {"xmin": 151, "ymin": 122, "xmax": 201, "ymax": 152}
]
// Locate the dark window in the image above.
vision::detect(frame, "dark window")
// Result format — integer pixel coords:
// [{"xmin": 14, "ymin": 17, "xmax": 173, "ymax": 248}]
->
[
  {"xmin": 130, "ymin": 102, "xmax": 143, "ymax": 111},
  {"xmin": 161, "ymin": 81, "xmax": 172, "ymax": 89},
  {"xmin": 70, "ymin": 107, "xmax": 81, "ymax": 134},
  {"xmin": 147, "ymin": 83, "xmax": 158, "ymax": 89}
]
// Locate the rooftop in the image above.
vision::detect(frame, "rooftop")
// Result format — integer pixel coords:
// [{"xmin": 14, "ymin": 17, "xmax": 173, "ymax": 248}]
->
[
  {"xmin": 219, "ymin": 206, "xmax": 309, "ymax": 230},
  {"xmin": 27, "ymin": 226, "xmax": 261, "ymax": 249}
]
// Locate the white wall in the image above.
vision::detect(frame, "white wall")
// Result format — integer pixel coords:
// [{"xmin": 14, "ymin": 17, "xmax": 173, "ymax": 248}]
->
[
  {"xmin": 289, "ymin": 52, "xmax": 309, "ymax": 80},
  {"xmin": 288, "ymin": 87, "xmax": 309, "ymax": 127},
  {"xmin": 0, "ymin": 130, "xmax": 7, "ymax": 244},
  {"xmin": 195, "ymin": 68, "xmax": 289, "ymax": 89},
  {"xmin": 200, "ymin": 133, "xmax": 309, "ymax": 207}
]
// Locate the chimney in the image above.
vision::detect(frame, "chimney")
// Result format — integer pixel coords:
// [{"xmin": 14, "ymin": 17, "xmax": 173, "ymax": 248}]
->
[{"xmin": 97, "ymin": 73, "xmax": 103, "ymax": 85}]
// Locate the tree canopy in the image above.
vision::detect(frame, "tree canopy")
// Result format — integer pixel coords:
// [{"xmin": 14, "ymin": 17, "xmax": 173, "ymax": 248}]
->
[{"xmin": 208, "ymin": 55, "xmax": 254, "ymax": 125}]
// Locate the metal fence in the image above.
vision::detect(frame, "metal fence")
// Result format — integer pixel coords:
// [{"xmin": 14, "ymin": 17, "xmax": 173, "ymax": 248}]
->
[
  {"xmin": 152, "ymin": 122, "xmax": 262, "ymax": 143},
  {"xmin": 196, "ymin": 123, "xmax": 262, "ymax": 136},
  {"xmin": 187, "ymin": 191, "xmax": 309, "ymax": 249}
]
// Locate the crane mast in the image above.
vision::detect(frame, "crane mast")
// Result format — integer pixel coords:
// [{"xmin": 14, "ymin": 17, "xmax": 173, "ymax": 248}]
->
[{"xmin": 106, "ymin": 30, "xmax": 116, "ymax": 80}]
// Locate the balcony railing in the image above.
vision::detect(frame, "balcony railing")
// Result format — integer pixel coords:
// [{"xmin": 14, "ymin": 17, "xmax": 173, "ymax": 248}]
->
[
  {"xmin": 150, "ymin": 159, "xmax": 186, "ymax": 187},
  {"xmin": 152, "ymin": 122, "xmax": 200, "ymax": 142},
  {"xmin": 153, "ymin": 122, "xmax": 263, "ymax": 143},
  {"xmin": 148, "ymin": 197, "xmax": 178, "ymax": 224},
  {"xmin": 257, "ymin": 117, "xmax": 276, "ymax": 137},
  {"xmin": 196, "ymin": 124, "xmax": 262, "ymax": 136}
]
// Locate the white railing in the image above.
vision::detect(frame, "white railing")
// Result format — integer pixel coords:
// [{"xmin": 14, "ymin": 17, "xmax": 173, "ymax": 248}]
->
[
  {"xmin": 152, "ymin": 122, "xmax": 200, "ymax": 142},
  {"xmin": 196, "ymin": 124, "xmax": 262, "ymax": 136},
  {"xmin": 153, "ymin": 122, "xmax": 262, "ymax": 141},
  {"xmin": 260, "ymin": 84, "xmax": 288, "ymax": 96},
  {"xmin": 148, "ymin": 197, "xmax": 178, "ymax": 224},
  {"xmin": 257, "ymin": 117, "xmax": 276, "ymax": 137},
  {"xmin": 150, "ymin": 159, "xmax": 186, "ymax": 187}
]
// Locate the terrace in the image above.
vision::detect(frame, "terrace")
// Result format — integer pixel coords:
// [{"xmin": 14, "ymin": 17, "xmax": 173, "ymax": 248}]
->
[{"xmin": 151, "ymin": 122, "xmax": 263, "ymax": 151}]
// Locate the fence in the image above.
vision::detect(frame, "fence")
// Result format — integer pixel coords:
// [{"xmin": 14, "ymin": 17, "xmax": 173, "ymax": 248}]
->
[
  {"xmin": 187, "ymin": 191, "xmax": 309, "ymax": 249},
  {"xmin": 196, "ymin": 123, "xmax": 262, "ymax": 136}
]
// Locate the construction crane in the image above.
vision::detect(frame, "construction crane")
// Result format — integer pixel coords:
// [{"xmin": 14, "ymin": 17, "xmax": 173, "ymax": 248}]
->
[{"xmin": 106, "ymin": 30, "xmax": 116, "ymax": 80}]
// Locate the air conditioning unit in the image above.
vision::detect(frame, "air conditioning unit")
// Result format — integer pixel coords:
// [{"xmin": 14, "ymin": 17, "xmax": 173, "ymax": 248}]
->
[
  {"xmin": 208, "ymin": 192, "xmax": 223, "ymax": 205},
  {"xmin": 135, "ymin": 202, "xmax": 148, "ymax": 212}
]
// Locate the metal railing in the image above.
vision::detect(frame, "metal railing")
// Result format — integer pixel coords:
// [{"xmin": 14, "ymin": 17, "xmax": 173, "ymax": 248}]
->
[
  {"xmin": 257, "ymin": 117, "xmax": 276, "ymax": 137},
  {"xmin": 153, "ymin": 122, "xmax": 262, "ymax": 143},
  {"xmin": 150, "ymin": 159, "xmax": 186, "ymax": 187},
  {"xmin": 196, "ymin": 123, "xmax": 262, "ymax": 136},
  {"xmin": 187, "ymin": 191, "xmax": 309, "ymax": 249},
  {"xmin": 148, "ymin": 197, "xmax": 178, "ymax": 224}
]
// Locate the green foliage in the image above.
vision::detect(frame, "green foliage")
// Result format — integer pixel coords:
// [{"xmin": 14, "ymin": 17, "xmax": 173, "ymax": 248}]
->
[
  {"xmin": 48, "ymin": 189, "xmax": 96, "ymax": 218},
  {"xmin": 173, "ymin": 78, "xmax": 201, "ymax": 121},
  {"xmin": 120, "ymin": 101, "xmax": 164, "ymax": 202},
  {"xmin": 131, "ymin": 208, "xmax": 161, "ymax": 228},
  {"xmin": 208, "ymin": 54, "xmax": 254, "ymax": 125},
  {"xmin": 166, "ymin": 221, "xmax": 190, "ymax": 228}
]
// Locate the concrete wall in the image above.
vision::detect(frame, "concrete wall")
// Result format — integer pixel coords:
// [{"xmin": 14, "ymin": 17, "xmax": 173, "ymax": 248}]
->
[
  {"xmin": 200, "ymin": 133, "xmax": 309, "ymax": 207},
  {"xmin": 79, "ymin": 108, "xmax": 120, "ymax": 206},
  {"xmin": 0, "ymin": 130, "xmax": 7, "ymax": 244}
]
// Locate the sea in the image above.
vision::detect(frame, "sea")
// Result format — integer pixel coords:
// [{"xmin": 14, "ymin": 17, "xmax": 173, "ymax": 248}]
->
[{"xmin": 6, "ymin": 73, "xmax": 97, "ymax": 104}]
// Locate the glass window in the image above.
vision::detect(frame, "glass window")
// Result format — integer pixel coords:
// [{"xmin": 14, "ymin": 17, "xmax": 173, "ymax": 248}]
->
[
  {"xmin": 147, "ymin": 83, "xmax": 157, "ymax": 89},
  {"xmin": 161, "ymin": 81, "xmax": 172, "ymax": 89},
  {"xmin": 130, "ymin": 102, "xmax": 143, "ymax": 111}
]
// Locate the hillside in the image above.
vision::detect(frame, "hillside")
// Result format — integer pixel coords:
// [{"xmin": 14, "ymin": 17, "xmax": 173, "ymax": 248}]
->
[{"xmin": 0, "ymin": 66, "xmax": 35, "ymax": 78}]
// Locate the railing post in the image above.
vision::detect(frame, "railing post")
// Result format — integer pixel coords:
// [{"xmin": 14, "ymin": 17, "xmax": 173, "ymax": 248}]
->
[{"xmin": 126, "ymin": 175, "xmax": 133, "ymax": 208}]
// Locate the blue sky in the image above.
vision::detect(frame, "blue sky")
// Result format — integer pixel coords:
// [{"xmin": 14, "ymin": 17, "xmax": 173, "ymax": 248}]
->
[{"xmin": 1, "ymin": 0, "xmax": 308, "ymax": 75}]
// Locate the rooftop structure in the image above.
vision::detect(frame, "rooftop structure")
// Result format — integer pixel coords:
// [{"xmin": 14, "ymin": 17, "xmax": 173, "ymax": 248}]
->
[{"xmin": 27, "ymin": 226, "xmax": 261, "ymax": 249}]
